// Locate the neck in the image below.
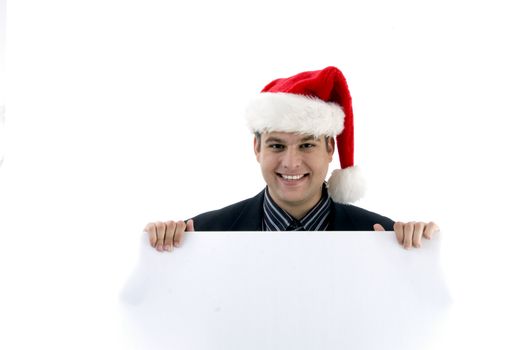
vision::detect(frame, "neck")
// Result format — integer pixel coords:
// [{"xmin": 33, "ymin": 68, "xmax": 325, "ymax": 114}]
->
[
  {"xmin": 269, "ymin": 189, "xmax": 323, "ymax": 220},
  {"xmin": 285, "ymin": 206, "xmax": 312, "ymax": 221}
]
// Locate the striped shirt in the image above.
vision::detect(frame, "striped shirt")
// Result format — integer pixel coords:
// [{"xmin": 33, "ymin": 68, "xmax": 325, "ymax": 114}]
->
[{"xmin": 262, "ymin": 185, "xmax": 332, "ymax": 231}]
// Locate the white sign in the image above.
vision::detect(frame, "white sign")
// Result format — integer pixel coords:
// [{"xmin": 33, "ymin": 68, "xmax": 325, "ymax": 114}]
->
[{"xmin": 121, "ymin": 232, "xmax": 450, "ymax": 350}]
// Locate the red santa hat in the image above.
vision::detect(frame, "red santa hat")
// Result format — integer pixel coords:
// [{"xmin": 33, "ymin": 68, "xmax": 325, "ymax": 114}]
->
[{"xmin": 245, "ymin": 66, "xmax": 365, "ymax": 203}]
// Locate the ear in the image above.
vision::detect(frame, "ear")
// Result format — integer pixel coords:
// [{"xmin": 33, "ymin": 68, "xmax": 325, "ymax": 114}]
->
[
  {"xmin": 327, "ymin": 136, "xmax": 335, "ymax": 161},
  {"xmin": 253, "ymin": 136, "xmax": 261, "ymax": 162}
]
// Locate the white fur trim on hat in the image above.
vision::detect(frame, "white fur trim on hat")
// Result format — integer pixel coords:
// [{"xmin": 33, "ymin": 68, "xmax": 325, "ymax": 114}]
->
[
  {"xmin": 327, "ymin": 166, "xmax": 366, "ymax": 203},
  {"xmin": 246, "ymin": 92, "xmax": 345, "ymax": 137}
]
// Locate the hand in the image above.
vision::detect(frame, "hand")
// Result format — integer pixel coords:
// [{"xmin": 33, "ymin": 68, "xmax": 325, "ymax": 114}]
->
[
  {"xmin": 373, "ymin": 221, "xmax": 439, "ymax": 249},
  {"xmin": 143, "ymin": 219, "xmax": 195, "ymax": 252}
]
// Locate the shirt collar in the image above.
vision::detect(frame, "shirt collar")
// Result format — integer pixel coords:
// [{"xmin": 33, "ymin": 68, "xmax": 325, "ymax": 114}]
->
[{"xmin": 262, "ymin": 184, "xmax": 332, "ymax": 231}]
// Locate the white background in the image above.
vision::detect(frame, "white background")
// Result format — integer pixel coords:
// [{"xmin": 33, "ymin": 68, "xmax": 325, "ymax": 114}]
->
[{"xmin": 1, "ymin": 0, "xmax": 525, "ymax": 349}]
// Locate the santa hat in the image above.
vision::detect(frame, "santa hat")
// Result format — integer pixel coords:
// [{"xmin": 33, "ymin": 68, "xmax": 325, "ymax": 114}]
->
[{"xmin": 245, "ymin": 66, "xmax": 365, "ymax": 203}]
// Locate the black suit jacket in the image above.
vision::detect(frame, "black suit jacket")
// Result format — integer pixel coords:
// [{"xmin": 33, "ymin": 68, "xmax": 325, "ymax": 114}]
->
[{"xmin": 192, "ymin": 190, "xmax": 394, "ymax": 231}]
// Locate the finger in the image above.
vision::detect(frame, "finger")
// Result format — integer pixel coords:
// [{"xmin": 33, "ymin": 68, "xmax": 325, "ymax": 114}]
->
[
  {"xmin": 186, "ymin": 219, "xmax": 195, "ymax": 232},
  {"xmin": 413, "ymin": 222, "xmax": 425, "ymax": 248},
  {"xmin": 164, "ymin": 221, "xmax": 177, "ymax": 252},
  {"xmin": 155, "ymin": 221, "xmax": 166, "ymax": 252},
  {"xmin": 403, "ymin": 222, "xmax": 415, "ymax": 249},
  {"xmin": 423, "ymin": 221, "xmax": 439, "ymax": 239},
  {"xmin": 174, "ymin": 220, "xmax": 186, "ymax": 247},
  {"xmin": 373, "ymin": 223, "xmax": 385, "ymax": 231},
  {"xmin": 144, "ymin": 222, "xmax": 157, "ymax": 247},
  {"xmin": 393, "ymin": 222, "xmax": 404, "ymax": 245}
]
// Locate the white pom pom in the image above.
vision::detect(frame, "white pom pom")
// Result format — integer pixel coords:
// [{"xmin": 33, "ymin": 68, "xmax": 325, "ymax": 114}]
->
[{"xmin": 327, "ymin": 166, "xmax": 366, "ymax": 203}]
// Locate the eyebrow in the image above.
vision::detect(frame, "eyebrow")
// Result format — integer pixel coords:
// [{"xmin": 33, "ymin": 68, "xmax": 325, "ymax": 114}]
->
[
  {"xmin": 300, "ymin": 135, "xmax": 317, "ymax": 142},
  {"xmin": 265, "ymin": 135, "xmax": 318, "ymax": 144}
]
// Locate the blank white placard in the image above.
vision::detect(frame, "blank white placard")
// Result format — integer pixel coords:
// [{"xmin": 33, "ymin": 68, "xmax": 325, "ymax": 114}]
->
[{"xmin": 121, "ymin": 232, "xmax": 450, "ymax": 350}]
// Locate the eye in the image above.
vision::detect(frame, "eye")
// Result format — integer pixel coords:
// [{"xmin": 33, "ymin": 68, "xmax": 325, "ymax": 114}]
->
[
  {"xmin": 300, "ymin": 143, "xmax": 315, "ymax": 149},
  {"xmin": 268, "ymin": 144, "xmax": 285, "ymax": 150}
]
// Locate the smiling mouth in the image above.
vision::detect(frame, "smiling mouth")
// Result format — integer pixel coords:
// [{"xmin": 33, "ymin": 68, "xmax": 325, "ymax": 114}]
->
[{"xmin": 278, "ymin": 173, "xmax": 308, "ymax": 181}]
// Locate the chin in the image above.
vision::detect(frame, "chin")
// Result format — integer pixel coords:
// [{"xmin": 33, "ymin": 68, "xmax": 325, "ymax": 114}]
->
[{"xmin": 280, "ymin": 190, "xmax": 313, "ymax": 205}]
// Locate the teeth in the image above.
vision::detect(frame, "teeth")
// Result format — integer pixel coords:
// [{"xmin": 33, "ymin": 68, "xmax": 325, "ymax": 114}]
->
[{"xmin": 282, "ymin": 174, "xmax": 304, "ymax": 180}]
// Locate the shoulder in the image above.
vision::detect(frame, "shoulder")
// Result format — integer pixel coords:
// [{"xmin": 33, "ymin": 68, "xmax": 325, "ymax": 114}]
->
[
  {"xmin": 330, "ymin": 202, "xmax": 394, "ymax": 231},
  {"xmin": 191, "ymin": 190, "xmax": 265, "ymax": 231}
]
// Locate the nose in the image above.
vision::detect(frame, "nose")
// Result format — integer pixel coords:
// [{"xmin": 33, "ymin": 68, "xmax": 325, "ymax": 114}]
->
[{"xmin": 281, "ymin": 147, "xmax": 302, "ymax": 169}]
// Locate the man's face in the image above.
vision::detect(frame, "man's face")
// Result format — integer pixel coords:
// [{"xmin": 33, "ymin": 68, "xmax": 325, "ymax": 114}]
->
[{"xmin": 254, "ymin": 132, "xmax": 335, "ymax": 217}]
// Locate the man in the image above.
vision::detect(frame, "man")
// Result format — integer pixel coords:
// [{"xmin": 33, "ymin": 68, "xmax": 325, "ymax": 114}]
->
[{"xmin": 144, "ymin": 67, "xmax": 438, "ymax": 251}]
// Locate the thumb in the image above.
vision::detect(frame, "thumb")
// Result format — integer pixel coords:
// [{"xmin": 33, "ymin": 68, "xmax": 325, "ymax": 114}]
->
[
  {"xmin": 373, "ymin": 223, "xmax": 385, "ymax": 231},
  {"xmin": 186, "ymin": 219, "xmax": 195, "ymax": 232}
]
